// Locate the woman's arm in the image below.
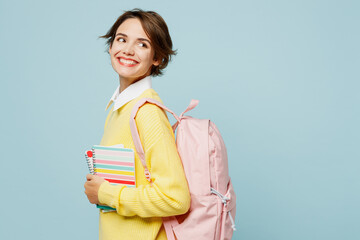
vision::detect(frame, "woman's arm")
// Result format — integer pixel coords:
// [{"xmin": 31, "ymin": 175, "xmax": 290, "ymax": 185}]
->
[{"xmin": 97, "ymin": 103, "xmax": 191, "ymax": 218}]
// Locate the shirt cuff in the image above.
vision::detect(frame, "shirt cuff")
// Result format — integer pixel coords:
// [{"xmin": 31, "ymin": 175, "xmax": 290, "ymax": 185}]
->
[{"xmin": 98, "ymin": 181, "xmax": 125, "ymax": 209}]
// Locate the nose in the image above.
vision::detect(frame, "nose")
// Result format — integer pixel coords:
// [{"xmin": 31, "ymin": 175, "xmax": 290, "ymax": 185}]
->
[{"xmin": 122, "ymin": 43, "xmax": 135, "ymax": 55}]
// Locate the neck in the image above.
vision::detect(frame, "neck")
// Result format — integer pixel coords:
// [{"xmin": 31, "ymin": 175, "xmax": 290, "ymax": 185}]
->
[
  {"xmin": 119, "ymin": 74, "xmax": 151, "ymax": 93},
  {"xmin": 119, "ymin": 77, "xmax": 133, "ymax": 93}
]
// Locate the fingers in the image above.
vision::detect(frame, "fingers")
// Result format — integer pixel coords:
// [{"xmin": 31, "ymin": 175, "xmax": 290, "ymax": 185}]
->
[
  {"xmin": 84, "ymin": 181, "xmax": 90, "ymax": 194},
  {"xmin": 84, "ymin": 174, "xmax": 104, "ymax": 205}
]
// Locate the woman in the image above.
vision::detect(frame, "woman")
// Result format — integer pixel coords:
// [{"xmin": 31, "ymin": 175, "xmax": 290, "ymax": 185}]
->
[{"xmin": 84, "ymin": 9, "xmax": 190, "ymax": 240}]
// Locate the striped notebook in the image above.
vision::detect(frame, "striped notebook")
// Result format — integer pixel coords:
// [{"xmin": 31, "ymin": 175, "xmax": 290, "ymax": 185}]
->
[{"xmin": 85, "ymin": 145, "xmax": 136, "ymax": 212}]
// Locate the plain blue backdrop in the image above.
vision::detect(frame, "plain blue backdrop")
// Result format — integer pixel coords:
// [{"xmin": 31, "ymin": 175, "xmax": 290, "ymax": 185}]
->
[{"xmin": 1, "ymin": 0, "xmax": 359, "ymax": 239}]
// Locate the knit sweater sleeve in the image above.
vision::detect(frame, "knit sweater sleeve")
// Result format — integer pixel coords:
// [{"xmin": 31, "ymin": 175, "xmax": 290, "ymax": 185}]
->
[{"xmin": 98, "ymin": 103, "xmax": 191, "ymax": 218}]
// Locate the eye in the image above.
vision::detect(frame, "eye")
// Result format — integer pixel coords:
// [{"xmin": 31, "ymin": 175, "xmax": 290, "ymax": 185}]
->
[
  {"xmin": 138, "ymin": 42, "xmax": 148, "ymax": 48},
  {"xmin": 117, "ymin": 38, "xmax": 125, "ymax": 43}
]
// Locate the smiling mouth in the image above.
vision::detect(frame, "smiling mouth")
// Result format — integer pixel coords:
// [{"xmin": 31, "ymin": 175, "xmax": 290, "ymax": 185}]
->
[{"xmin": 118, "ymin": 57, "xmax": 139, "ymax": 67}]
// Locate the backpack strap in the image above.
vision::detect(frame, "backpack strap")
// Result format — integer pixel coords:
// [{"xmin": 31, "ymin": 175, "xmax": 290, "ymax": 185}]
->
[
  {"xmin": 129, "ymin": 98, "xmax": 180, "ymax": 182},
  {"xmin": 162, "ymin": 216, "xmax": 179, "ymax": 240},
  {"xmin": 130, "ymin": 98, "xmax": 199, "ymax": 240},
  {"xmin": 179, "ymin": 99, "xmax": 199, "ymax": 118},
  {"xmin": 171, "ymin": 99, "xmax": 199, "ymax": 131}
]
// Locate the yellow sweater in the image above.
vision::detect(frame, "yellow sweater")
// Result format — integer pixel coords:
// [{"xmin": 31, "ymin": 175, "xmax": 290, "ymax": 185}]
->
[{"xmin": 97, "ymin": 88, "xmax": 190, "ymax": 240}]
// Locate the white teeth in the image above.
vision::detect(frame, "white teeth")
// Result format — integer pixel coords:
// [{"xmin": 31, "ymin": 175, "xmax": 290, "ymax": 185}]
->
[{"xmin": 119, "ymin": 58, "xmax": 137, "ymax": 65}]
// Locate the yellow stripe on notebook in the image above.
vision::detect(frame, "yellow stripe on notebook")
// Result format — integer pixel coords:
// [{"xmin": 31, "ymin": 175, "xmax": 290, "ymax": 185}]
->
[{"xmin": 95, "ymin": 168, "xmax": 135, "ymax": 176}]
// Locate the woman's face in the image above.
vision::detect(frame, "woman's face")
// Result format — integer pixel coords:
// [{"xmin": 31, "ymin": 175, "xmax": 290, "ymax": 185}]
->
[{"xmin": 109, "ymin": 18, "xmax": 159, "ymax": 84}]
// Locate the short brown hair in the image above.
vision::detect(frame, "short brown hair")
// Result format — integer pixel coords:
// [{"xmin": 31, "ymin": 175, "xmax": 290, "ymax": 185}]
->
[{"xmin": 99, "ymin": 9, "xmax": 176, "ymax": 76}]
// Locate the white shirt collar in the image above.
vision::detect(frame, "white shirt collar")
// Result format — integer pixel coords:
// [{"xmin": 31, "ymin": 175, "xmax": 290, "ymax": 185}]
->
[{"xmin": 105, "ymin": 76, "xmax": 152, "ymax": 111}]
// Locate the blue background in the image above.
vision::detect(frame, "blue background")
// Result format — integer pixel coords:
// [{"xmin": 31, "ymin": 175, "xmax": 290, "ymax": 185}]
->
[{"xmin": 1, "ymin": 0, "xmax": 359, "ymax": 239}]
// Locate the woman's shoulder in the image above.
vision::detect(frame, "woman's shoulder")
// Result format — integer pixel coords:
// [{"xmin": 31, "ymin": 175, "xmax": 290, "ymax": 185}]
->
[
  {"xmin": 138, "ymin": 88, "xmax": 163, "ymax": 103},
  {"xmin": 134, "ymin": 89, "xmax": 172, "ymax": 149},
  {"xmin": 133, "ymin": 88, "xmax": 168, "ymax": 123}
]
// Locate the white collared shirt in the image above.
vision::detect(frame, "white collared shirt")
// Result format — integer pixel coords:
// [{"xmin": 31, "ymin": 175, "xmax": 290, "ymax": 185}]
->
[{"xmin": 105, "ymin": 76, "xmax": 152, "ymax": 111}]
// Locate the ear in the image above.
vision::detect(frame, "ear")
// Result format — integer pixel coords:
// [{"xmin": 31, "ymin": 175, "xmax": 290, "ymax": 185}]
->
[{"xmin": 153, "ymin": 58, "xmax": 161, "ymax": 66}]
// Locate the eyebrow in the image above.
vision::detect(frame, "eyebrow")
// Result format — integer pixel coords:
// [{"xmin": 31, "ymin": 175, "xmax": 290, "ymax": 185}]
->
[{"xmin": 115, "ymin": 33, "xmax": 151, "ymax": 45}]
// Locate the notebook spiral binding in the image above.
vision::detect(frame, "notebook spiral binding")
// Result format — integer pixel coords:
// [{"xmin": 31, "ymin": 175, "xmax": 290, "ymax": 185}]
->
[
  {"xmin": 91, "ymin": 148, "xmax": 96, "ymax": 174},
  {"xmin": 85, "ymin": 150, "xmax": 95, "ymax": 175}
]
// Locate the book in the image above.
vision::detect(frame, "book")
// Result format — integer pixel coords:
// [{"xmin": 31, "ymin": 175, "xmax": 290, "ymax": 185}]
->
[{"xmin": 85, "ymin": 144, "xmax": 136, "ymax": 212}]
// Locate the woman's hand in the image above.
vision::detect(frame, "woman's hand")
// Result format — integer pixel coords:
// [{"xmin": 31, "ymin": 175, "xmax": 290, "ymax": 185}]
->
[{"xmin": 84, "ymin": 174, "xmax": 106, "ymax": 204}]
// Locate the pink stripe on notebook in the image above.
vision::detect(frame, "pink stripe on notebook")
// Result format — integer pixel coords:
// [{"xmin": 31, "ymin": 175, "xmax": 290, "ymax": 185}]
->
[
  {"xmin": 96, "ymin": 173, "xmax": 135, "ymax": 181},
  {"xmin": 95, "ymin": 149, "xmax": 134, "ymax": 157},
  {"xmin": 94, "ymin": 159, "xmax": 134, "ymax": 166}
]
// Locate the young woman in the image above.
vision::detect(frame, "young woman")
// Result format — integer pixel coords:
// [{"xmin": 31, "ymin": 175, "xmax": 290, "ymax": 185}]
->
[{"xmin": 84, "ymin": 9, "xmax": 190, "ymax": 240}]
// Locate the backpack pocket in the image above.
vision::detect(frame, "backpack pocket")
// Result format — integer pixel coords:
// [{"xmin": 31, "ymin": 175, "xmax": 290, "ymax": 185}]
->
[
  {"xmin": 219, "ymin": 180, "xmax": 236, "ymax": 240},
  {"xmin": 172, "ymin": 194, "xmax": 222, "ymax": 240}
]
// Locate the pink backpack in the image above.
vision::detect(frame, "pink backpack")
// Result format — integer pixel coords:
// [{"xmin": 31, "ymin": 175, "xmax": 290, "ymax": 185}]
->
[{"xmin": 130, "ymin": 98, "xmax": 236, "ymax": 240}]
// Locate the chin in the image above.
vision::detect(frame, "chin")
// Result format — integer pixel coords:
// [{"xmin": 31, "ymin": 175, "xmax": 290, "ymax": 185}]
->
[{"xmin": 118, "ymin": 69, "xmax": 148, "ymax": 79}]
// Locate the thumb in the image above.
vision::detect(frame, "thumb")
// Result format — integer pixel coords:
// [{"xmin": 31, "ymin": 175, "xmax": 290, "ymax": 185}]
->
[{"xmin": 86, "ymin": 174, "xmax": 93, "ymax": 181}]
